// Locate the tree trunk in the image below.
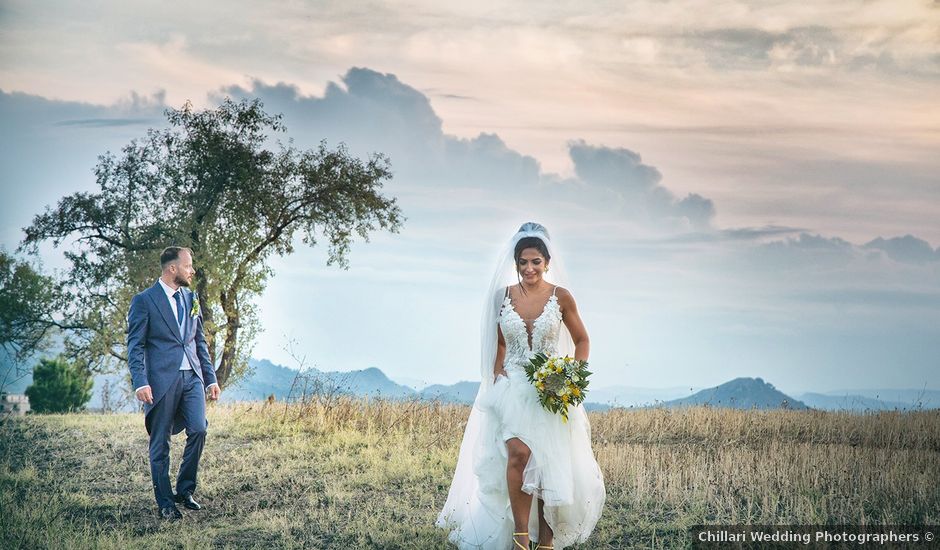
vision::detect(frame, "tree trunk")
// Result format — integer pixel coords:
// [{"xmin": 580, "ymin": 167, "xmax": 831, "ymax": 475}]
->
[
  {"xmin": 215, "ymin": 289, "xmax": 239, "ymax": 387},
  {"xmin": 195, "ymin": 268, "xmax": 216, "ymax": 365}
]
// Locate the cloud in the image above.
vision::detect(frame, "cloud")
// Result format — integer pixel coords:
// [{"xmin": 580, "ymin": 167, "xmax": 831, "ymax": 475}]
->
[
  {"xmin": 694, "ymin": 27, "xmax": 780, "ymax": 68},
  {"xmin": 54, "ymin": 118, "xmax": 157, "ymax": 128},
  {"xmin": 3, "ymin": 67, "xmax": 939, "ymax": 391},
  {"xmin": 5, "ymin": 2, "xmax": 938, "ymax": 247},
  {"xmin": 864, "ymin": 235, "xmax": 940, "ymax": 264},
  {"xmin": 568, "ymin": 140, "xmax": 663, "ymax": 190},
  {"xmin": 4, "ymin": 68, "xmax": 936, "ymax": 260},
  {"xmin": 677, "ymin": 20, "xmax": 940, "ymax": 78},
  {"xmin": 625, "ymin": 225, "xmax": 805, "ymax": 247},
  {"xmin": 221, "ymin": 69, "xmax": 723, "ymax": 235},
  {"xmin": 435, "ymin": 93, "xmax": 478, "ymax": 101},
  {"xmin": 719, "ymin": 225, "xmax": 805, "ymax": 241},
  {"xmin": 568, "ymin": 140, "xmax": 715, "ymax": 230},
  {"xmin": 221, "ymin": 69, "xmax": 541, "ymax": 191},
  {"xmin": 0, "ymin": 89, "xmax": 168, "ymax": 247},
  {"xmin": 742, "ymin": 233, "xmax": 857, "ymax": 271},
  {"xmin": 221, "ymin": 71, "xmax": 442, "ymax": 156},
  {"xmin": 789, "ymin": 288, "xmax": 940, "ymax": 309},
  {"xmin": 0, "ymin": 89, "xmax": 165, "ymax": 128},
  {"xmin": 693, "ymin": 26, "xmax": 841, "ymax": 70},
  {"xmin": 9, "ymin": 67, "xmax": 934, "ymax": 262}
]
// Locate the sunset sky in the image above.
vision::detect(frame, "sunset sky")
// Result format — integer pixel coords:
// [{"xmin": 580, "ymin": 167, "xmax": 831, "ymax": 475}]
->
[{"xmin": 2, "ymin": 0, "xmax": 939, "ymax": 393}]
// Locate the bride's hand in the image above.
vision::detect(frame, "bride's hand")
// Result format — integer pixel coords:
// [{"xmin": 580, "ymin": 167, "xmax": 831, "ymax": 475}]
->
[{"xmin": 493, "ymin": 369, "xmax": 508, "ymax": 383}]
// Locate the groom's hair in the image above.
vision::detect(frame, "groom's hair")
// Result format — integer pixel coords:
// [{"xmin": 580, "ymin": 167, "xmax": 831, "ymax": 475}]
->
[{"xmin": 160, "ymin": 246, "xmax": 193, "ymax": 270}]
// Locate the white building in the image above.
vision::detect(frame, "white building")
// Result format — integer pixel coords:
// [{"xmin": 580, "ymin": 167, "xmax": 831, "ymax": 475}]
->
[{"xmin": 0, "ymin": 393, "xmax": 30, "ymax": 416}]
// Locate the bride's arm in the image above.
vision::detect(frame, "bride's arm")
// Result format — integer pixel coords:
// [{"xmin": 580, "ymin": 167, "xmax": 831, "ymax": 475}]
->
[
  {"xmin": 557, "ymin": 288, "xmax": 590, "ymax": 361},
  {"xmin": 493, "ymin": 325, "xmax": 507, "ymax": 382}
]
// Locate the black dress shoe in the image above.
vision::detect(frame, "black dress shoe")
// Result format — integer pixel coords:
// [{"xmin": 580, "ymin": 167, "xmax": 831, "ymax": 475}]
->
[
  {"xmin": 159, "ymin": 505, "xmax": 183, "ymax": 520},
  {"xmin": 174, "ymin": 492, "xmax": 202, "ymax": 510}
]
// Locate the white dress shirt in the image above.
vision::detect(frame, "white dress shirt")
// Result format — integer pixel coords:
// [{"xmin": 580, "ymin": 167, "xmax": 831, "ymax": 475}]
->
[
  {"xmin": 134, "ymin": 279, "xmax": 219, "ymax": 393},
  {"xmin": 158, "ymin": 278, "xmax": 193, "ymax": 372}
]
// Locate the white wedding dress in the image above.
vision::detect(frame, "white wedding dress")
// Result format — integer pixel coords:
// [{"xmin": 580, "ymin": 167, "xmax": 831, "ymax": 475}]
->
[{"xmin": 437, "ymin": 285, "xmax": 606, "ymax": 549}]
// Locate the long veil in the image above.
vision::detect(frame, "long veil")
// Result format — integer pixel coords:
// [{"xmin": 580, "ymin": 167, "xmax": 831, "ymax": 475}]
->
[{"xmin": 436, "ymin": 222, "xmax": 575, "ymax": 545}]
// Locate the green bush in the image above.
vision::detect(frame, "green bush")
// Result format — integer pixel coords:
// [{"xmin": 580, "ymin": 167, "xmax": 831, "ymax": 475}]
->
[{"xmin": 24, "ymin": 357, "xmax": 93, "ymax": 413}]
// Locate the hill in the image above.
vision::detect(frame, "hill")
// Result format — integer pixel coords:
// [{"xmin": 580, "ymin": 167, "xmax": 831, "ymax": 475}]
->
[
  {"xmin": 7, "ymin": 354, "xmax": 935, "ymax": 413},
  {"xmin": 418, "ymin": 381, "xmax": 479, "ymax": 404},
  {"xmin": 224, "ymin": 358, "xmax": 308, "ymax": 401},
  {"xmin": 586, "ymin": 385, "xmax": 692, "ymax": 407},
  {"xmin": 659, "ymin": 377, "xmax": 809, "ymax": 410},
  {"xmin": 797, "ymin": 392, "xmax": 912, "ymax": 412},
  {"xmin": 819, "ymin": 388, "xmax": 940, "ymax": 409},
  {"xmin": 225, "ymin": 359, "xmax": 416, "ymax": 401},
  {"xmin": 228, "ymin": 360, "xmax": 612, "ymax": 407}
]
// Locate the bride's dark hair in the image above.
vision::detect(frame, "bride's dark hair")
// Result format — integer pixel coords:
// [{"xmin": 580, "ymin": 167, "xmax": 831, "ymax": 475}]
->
[{"xmin": 513, "ymin": 237, "xmax": 551, "ymax": 293}]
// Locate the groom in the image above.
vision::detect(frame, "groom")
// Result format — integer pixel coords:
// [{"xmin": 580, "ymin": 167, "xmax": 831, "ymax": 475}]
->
[{"xmin": 127, "ymin": 246, "xmax": 221, "ymax": 520}]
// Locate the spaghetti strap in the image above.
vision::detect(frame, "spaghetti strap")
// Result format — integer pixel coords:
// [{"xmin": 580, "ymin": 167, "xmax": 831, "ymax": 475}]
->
[{"xmin": 552, "ymin": 285, "xmax": 558, "ymax": 297}]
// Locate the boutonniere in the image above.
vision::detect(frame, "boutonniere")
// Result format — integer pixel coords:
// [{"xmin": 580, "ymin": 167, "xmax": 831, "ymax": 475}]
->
[{"xmin": 190, "ymin": 292, "xmax": 201, "ymax": 318}]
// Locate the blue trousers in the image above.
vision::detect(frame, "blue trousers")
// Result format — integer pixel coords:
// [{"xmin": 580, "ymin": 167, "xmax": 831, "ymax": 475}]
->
[{"xmin": 148, "ymin": 369, "xmax": 207, "ymax": 508}]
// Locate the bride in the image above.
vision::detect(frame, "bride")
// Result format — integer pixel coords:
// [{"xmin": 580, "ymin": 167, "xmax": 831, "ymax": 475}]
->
[{"xmin": 437, "ymin": 222, "xmax": 606, "ymax": 549}]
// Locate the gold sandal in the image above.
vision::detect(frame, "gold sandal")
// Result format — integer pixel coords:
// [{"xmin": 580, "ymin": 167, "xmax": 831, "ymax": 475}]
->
[
  {"xmin": 537, "ymin": 546, "xmax": 554, "ymax": 549},
  {"xmin": 512, "ymin": 532, "xmax": 529, "ymax": 549}
]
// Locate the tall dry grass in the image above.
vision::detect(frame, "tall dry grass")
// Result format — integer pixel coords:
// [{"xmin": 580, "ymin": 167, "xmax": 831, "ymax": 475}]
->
[{"xmin": 1, "ymin": 399, "xmax": 937, "ymax": 548}]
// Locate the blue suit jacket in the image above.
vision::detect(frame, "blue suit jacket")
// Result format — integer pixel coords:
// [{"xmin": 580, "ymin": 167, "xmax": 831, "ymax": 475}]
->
[{"xmin": 127, "ymin": 281, "xmax": 218, "ymax": 434}]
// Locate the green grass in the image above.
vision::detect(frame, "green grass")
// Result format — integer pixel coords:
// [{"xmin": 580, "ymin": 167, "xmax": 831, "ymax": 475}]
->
[{"xmin": 1, "ymin": 401, "xmax": 938, "ymax": 549}]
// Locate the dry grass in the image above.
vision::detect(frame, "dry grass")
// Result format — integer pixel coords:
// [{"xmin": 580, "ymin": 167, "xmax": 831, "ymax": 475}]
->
[{"xmin": 1, "ymin": 400, "xmax": 938, "ymax": 549}]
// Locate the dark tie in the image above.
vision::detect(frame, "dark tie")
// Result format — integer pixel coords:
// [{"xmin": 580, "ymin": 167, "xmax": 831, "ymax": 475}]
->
[{"xmin": 173, "ymin": 290, "xmax": 184, "ymax": 326}]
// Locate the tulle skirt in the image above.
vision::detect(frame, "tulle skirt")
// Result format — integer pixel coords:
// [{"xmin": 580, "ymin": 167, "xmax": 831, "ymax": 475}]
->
[{"xmin": 436, "ymin": 364, "xmax": 606, "ymax": 549}]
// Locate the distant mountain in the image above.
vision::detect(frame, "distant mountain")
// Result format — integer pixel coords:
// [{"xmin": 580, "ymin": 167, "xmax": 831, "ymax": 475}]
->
[
  {"xmin": 226, "ymin": 359, "xmax": 416, "ymax": 402},
  {"xmin": 411, "ymin": 380, "xmax": 698, "ymax": 409},
  {"xmin": 9, "ymin": 351, "xmax": 934, "ymax": 414},
  {"xmin": 818, "ymin": 388, "xmax": 940, "ymax": 410},
  {"xmin": 224, "ymin": 358, "xmax": 311, "ymax": 401},
  {"xmin": 419, "ymin": 381, "xmax": 480, "ymax": 404},
  {"xmin": 587, "ymin": 385, "xmax": 693, "ymax": 407},
  {"xmin": 391, "ymin": 376, "xmax": 434, "ymax": 392},
  {"xmin": 797, "ymin": 392, "xmax": 912, "ymax": 412},
  {"xmin": 335, "ymin": 367, "xmax": 416, "ymax": 399},
  {"xmin": 233, "ymin": 361, "xmax": 617, "ymax": 409},
  {"xmin": 659, "ymin": 377, "xmax": 809, "ymax": 410}
]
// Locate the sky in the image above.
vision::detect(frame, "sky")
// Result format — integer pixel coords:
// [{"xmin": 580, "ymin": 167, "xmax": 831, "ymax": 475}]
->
[{"xmin": 1, "ymin": 0, "xmax": 939, "ymax": 393}]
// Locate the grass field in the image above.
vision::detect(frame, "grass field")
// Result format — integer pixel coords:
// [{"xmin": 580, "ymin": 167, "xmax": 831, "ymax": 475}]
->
[{"xmin": 1, "ymin": 400, "xmax": 938, "ymax": 549}]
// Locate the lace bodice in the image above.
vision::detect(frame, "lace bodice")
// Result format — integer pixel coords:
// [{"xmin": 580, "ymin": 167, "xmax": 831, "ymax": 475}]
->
[{"xmin": 499, "ymin": 287, "xmax": 563, "ymax": 369}]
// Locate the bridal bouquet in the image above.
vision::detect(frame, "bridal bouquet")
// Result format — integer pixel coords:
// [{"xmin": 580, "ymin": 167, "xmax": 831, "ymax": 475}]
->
[{"xmin": 524, "ymin": 353, "xmax": 591, "ymax": 422}]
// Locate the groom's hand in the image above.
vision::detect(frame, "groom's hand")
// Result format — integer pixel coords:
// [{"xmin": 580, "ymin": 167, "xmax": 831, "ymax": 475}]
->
[
  {"xmin": 207, "ymin": 383, "xmax": 221, "ymax": 401},
  {"xmin": 136, "ymin": 386, "xmax": 154, "ymax": 404}
]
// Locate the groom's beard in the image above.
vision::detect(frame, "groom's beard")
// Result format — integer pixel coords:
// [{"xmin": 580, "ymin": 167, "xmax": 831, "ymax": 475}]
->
[{"xmin": 174, "ymin": 274, "xmax": 191, "ymax": 287}]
